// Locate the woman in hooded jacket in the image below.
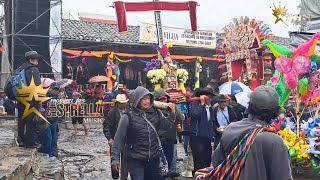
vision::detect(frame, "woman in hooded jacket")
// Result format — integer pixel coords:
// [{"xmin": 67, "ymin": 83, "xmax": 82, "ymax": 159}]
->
[{"xmin": 111, "ymin": 86, "xmax": 176, "ymax": 180}]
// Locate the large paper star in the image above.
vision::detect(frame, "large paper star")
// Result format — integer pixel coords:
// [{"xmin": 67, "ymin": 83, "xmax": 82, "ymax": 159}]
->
[
  {"xmin": 272, "ymin": 3, "xmax": 288, "ymax": 26},
  {"xmin": 16, "ymin": 76, "xmax": 51, "ymax": 123}
]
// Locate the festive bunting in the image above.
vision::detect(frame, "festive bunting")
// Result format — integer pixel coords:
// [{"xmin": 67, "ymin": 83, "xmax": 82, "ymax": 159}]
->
[
  {"xmin": 63, "ymin": 49, "xmax": 223, "ymax": 61},
  {"xmin": 115, "ymin": 56, "xmax": 132, "ymax": 63}
]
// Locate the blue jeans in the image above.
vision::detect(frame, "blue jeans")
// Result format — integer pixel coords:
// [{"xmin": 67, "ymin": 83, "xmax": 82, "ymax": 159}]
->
[
  {"xmin": 184, "ymin": 136, "xmax": 189, "ymax": 154},
  {"xmin": 169, "ymin": 144, "xmax": 177, "ymax": 172},
  {"xmin": 127, "ymin": 157, "xmax": 160, "ymax": 180},
  {"xmin": 41, "ymin": 120, "xmax": 58, "ymax": 157}
]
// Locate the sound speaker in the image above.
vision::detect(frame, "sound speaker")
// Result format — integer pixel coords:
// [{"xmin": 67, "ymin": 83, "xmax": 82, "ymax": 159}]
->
[{"xmin": 5, "ymin": 0, "xmax": 52, "ymax": 74}]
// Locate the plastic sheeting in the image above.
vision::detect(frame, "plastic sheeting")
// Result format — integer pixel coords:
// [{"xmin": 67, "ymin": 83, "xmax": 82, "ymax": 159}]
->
[{"xmin": 300, "ymin": 0, "xmax": 320, "ymax": 18}]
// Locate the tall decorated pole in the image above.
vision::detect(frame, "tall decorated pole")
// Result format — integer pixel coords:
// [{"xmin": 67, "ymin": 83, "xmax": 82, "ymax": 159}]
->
[{"xmin": 194, "ymin": 57, "xmax": 202, "ymax": 90}]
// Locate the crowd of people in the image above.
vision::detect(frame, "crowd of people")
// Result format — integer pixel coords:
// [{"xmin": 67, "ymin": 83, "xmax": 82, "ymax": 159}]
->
[{"xmin": 1, "ymin": 50, "xmax": 294, "ymax": 180}]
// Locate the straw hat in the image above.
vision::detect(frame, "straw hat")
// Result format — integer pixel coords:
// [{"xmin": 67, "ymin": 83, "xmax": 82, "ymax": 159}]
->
[{"xmin": 115, "ymin": 94, "xmax": 129, "ymax": 103}]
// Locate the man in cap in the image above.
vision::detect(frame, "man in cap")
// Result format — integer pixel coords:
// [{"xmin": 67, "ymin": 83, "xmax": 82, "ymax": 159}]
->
[
  {"xmin": 17, "ymin": 51, "xmax": 42, "ymax": 147},
  {"xmin": 103, "ymin": 94, "xmax": 130, "ymax": 180},
  {"xmin": 189, "ymin": 87, "xmax": 215, "ymax": 175},
  {"xmin": 212, "ymin": 86, "xmax": 293, "ymax": 180},
  {"xmin": 41, "ymin": 82, "xmax": 60, "ymax": 158},
  {"xmin": 212, "ymin": 95, "xmax": 238, "ymax": 149}
]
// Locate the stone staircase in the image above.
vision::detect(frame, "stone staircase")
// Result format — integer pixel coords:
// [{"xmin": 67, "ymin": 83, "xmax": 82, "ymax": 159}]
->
[{"xmin": 0, "ymin": 125, "xmax": 64, "ymax": 180}]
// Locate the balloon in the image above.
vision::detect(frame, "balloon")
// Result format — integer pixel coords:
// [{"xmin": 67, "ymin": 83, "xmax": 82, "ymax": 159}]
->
[
  {"xmin": 293, "ymin": 32, "xmax": 320, "ymax": 58},
  {"xmin": 311, "ymin": 61, "xmax": 317, "ymax": 70},
  {"xmin": 289, "ymin": 149, "xmax": 296, "ymax": 157},
  {"xmin": 274, "ymin": 70, "xmax": 281, "ymax": 77},
  {"xmin": 266, "ymin": 80, "xmax": 272, "ymax": 87},
  {"xmin": 308, "ymin": 73, "xmax": 319, "ymax": 91},
  {"xmin": 271, "ymin": 76, "xmax": 280, "ymax": 87},
  {"xmin": 275, "ymin": 76, "xmax": 291, "ymax": 107},
  {"xmin": 262, "ymin": 40, "xmax": 293, "ymax": 58},
  {"xmin": 274, "ymin": 56, "xmax": 293, "ymax": 73},
  {"xmin": 298, "ymin": 78, "xmax": 309, "ymax": 95},
  {"xmin": 292, "ymin": 55, "xmax": 311, "ymax": 75},
  {"xmin": 310, "ymin": 53, "xmax": 320, "ymax": 64},
  {"xmin": 284, "ymin": 70, "xmax": 298, "ymax": 90},
  {"xmin": 302, "ymin": 91, "xmax": 312, "ymax": 103}
]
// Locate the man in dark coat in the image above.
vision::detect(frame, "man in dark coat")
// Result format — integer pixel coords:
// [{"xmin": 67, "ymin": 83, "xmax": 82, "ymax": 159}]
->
[
  {"xmin": 103, "ymin": 94, "xmax": 129, "ymax": 180},
  {"xmin": 189, "ymin": 87, "xmax": 215, "ymax": 175},
  {"xmin": 17, "ymin": 51, "xmax": 42, "ymax": 148},
  {"xmin": 212, "ymin": 86, "xmax": 293, "ymax": 180},
  {"xmin": 213, "ymin": 95, "xmax": 238, "ymax": 149},
  {"xmin": 230, "ymin": 95, "xmax": 246, "ymax": 121}
]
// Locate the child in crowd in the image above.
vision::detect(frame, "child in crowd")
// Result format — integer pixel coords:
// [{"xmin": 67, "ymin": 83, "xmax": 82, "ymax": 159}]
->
[{"xmin": 71, "ymin": 92, "xmax": 88, "ymax": 137}]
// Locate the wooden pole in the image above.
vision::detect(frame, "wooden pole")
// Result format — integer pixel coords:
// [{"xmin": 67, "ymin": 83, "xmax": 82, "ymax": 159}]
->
[{"xmin": 296, "ymin": 93, "xmax": 300, "ymax": 137}]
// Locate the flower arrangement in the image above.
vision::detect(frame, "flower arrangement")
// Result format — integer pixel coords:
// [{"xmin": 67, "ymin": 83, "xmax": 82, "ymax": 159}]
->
[
  {"xmin": 147, "ymin": 69, "xmax": 167, "ymax": 84},
  {"xmin": 176, "ymin": 69, "xmax": 189, "ymax": 83}
]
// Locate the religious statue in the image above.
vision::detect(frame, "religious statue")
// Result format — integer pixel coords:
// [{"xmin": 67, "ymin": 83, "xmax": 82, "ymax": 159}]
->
[{"xmin": 105, "ymin": 52, "xmax": 115, "ymax": 91}]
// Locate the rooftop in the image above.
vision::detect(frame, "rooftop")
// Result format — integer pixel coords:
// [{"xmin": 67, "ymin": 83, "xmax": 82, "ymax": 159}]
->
[
  {"xmin": 62, "ymin": 19, "xmax": 291, "ymax": 47},
  {"xmin": 62, "ymin": 19, "xmax": 140, "ymax": 44}
]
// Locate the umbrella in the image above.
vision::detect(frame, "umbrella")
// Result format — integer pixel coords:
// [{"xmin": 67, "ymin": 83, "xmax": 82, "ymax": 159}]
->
[
  {"xmin": 58, "ymin": 79, "xmax": 73, "ymax": 88},
  {"xmin": 89, "ymin": 75, "xmax": 109, "ymax": 83},
  {"xmin": 41, "ymin": 78, "xmax": 54, "ymax": 88},
  {"xmin": 235, "ymin": 92, "xmax": 250, "ymax": 108},
  {"xmin": 219, "ymin": 81, "xmax": 252, "ymax": 95}
]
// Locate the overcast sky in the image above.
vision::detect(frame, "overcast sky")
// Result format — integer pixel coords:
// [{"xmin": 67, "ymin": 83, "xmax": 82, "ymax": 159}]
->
[{"xmin": 62, "ymin": 0, "xmax": 301, "ymax": 38}]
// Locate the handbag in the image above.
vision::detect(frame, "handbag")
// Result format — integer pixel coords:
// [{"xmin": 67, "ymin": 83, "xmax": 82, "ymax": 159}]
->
[{"xmin": 141, "ymin": 113, "xmax": 169, "ymax": 176}]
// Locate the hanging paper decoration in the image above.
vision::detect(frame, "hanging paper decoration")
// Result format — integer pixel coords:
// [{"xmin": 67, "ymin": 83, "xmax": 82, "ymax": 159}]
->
[{"xmin": 115, "ymin": 56, "xmax": 132, "ymax": 63}]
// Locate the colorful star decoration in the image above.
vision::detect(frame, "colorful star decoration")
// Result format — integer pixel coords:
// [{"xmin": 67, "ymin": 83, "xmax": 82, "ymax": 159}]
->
[
  {"xmin": 272, "ymin": 3, "xmax": 288, "ymax": 26},
  {"xmin": 16, "ymin": 76, "xmax": 51, "ymax": 123}
]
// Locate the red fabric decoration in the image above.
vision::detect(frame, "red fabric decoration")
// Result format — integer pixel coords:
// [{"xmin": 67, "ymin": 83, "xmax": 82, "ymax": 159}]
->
[
  {"xmin": 114, "ymin": 1, "xmax": 198, "ymax": 32},
  {"xmin": 231, "ymin": 61, "xmax": 242, "ymax": 80}
]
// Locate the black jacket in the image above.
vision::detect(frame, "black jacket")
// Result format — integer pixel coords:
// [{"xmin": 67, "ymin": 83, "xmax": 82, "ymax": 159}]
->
[
  {"xmin": 232, "ymin": 103, "xmax": 247, "ymax": 121},
  {"xmin": 103, "ymin": 106, "xmax": 122, "ymax": 140},
  {"xmin": 20, "ymin": 62, "xmax": 41, "ymax": 86}
]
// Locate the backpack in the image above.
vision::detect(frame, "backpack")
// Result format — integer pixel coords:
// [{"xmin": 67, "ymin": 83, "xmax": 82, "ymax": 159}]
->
[{"xmin": 4, "ymin": 68, "xmax": 28, "ymax": 100}]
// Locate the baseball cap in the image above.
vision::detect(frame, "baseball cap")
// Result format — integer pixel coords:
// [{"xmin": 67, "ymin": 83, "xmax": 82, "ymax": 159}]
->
[
  {"xmin": 51, "ymin": 82, "xmax": 60, "ymax": 89},
  {"xmin": 248, "ymin": 86, "xmax": 279, "ymax": 111}
]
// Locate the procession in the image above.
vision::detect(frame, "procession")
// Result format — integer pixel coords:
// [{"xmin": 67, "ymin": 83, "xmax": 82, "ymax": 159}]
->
[{"xmin": 0, "ymin": 0, "xmax": 320, "ymax": 180}]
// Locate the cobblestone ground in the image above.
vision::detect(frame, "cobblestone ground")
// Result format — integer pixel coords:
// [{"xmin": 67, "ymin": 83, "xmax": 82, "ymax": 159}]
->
[{"xmin": 58, "ymin": 122, "xmax": 192, "ymax": 180}]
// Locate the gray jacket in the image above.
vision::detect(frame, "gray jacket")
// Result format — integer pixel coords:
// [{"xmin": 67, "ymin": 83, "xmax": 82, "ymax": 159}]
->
[
  {"xmin": 111, "ymin": 86, "xmax": 175, "ymax": 165},
  {"xmin": 212, "ymin": 115, "xmax": 293, "ymax": 180}
]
